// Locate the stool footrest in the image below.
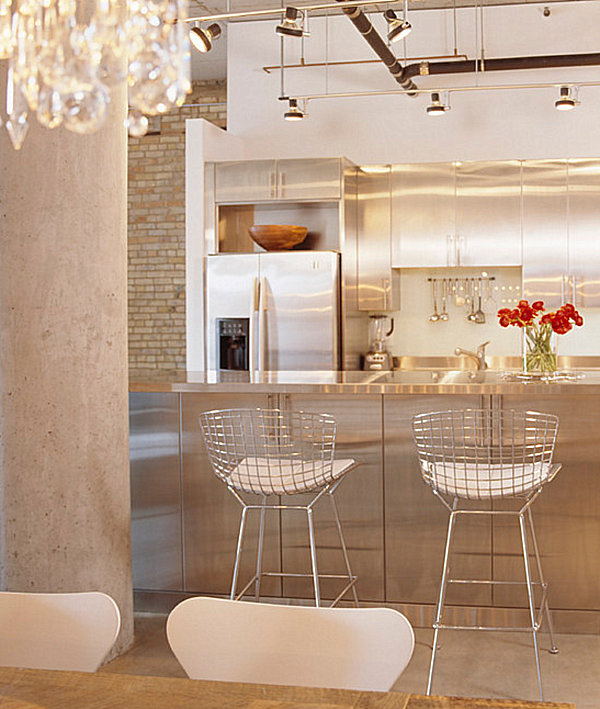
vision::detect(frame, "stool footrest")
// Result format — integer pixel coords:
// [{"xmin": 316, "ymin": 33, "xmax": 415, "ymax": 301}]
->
[
  {"xmin": 448, "ymin": 579, "xmax": 547, "ymax": 586},
  {"xmin": 434, "ymin": 622, "xmax": 541, "ymax": 632},
  {"xmin": 234, "ymin": 571, "xmax": 357, "ymax": 608}
]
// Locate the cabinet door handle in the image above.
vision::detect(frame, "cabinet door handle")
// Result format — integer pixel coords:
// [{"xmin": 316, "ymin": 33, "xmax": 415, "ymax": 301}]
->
[
  {"xmin": 382, "ymin": 278, "xmax": 390, "ymax": 310},
  {"xmin": 269, "ymin": 172, "xmax": 276, "ymax": 199},
  {"xmin": 279, "ymin": 171, "xmax": 285, "ymax": 198},
  {"xmin": 446, "ymin": 235, "xmax": 455, "ymax": 267},
  {"xmin": 249, "ymin": 277, "xmax": 259, "ymax": 371},
  {"xmin": 258, "ymin": 276, "xmax": 267, "ymax": 371},
  {"xmin": 456, "ymin": 234, "xmax": 463, "ymax": 267}
]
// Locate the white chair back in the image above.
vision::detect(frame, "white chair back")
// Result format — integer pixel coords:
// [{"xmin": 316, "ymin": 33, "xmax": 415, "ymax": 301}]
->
[
  {"xmin": 0, "ymin": 591, "xmax": 121, "ymax": 672},
  {"xmin": 167, "ymin": 596, "xmax": 414, "ymax": 692}
]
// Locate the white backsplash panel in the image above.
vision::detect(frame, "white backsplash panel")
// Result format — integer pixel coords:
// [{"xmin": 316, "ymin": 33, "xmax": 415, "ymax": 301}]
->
[
  {"xmin": 384, "ymin": 267, "xmax": 523, "ymax": 359},
  {"xmin": 382, "ymin": 266, "xmax": 600, "ymax": 358}
]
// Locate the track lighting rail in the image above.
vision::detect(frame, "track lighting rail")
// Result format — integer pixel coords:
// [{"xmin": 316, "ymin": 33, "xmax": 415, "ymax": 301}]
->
[
  {"xmin": 287, "ymin": 79, "xmax": 600, "ymax": 102},
  {"xmin": 185, "ymin": 0, "xmax": 400, "ymax": 24},
  {"xmin": 262, "ymin": 54, "xmax": 470, "ymax": 74}
]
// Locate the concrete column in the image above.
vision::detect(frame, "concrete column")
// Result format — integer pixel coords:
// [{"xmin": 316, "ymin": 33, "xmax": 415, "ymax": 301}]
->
[{"xmin": 0, "ymin": 82, "xmax": 133, "ymax": 656}]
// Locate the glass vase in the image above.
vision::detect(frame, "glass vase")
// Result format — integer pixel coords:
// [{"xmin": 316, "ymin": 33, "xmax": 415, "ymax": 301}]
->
[{"xmin": 523, "ymin": 323, "xmax": 557, "ymax": 374}]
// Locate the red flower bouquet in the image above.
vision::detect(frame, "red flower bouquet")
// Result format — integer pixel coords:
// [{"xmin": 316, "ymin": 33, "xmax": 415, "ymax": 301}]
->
[{"xmin": 497, "ymin": 300, "xmax": 583, "ymax": 373}]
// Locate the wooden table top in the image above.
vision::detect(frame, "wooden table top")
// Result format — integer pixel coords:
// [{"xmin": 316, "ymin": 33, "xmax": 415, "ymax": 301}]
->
[{"xmin": 0, "ymin": 667, "xmax": 574, "ymax": 709}]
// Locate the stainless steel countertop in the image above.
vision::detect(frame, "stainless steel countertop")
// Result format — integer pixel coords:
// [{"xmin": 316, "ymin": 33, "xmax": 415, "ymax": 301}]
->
[{"xmin": 129, "ymin": 367, "xmax": 600, "ymax": 395}]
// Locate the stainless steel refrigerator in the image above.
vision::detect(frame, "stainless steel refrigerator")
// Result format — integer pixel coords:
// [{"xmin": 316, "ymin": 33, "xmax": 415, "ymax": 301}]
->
[{"xmin": 206, "ymin": 251, "xmax": 341, "ymax": 371}]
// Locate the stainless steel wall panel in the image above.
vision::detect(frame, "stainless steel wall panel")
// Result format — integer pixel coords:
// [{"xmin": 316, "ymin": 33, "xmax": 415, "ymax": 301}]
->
[
  {"xmin": 277, "ymin": 158, "xmax": 341, "ymax": 200},
  {"xmin": 522, "ymin": 160, "xmax": 568, "ymax": 308},
  {"xmin": 180, "ymin": 393, "xmax": 282, "ymax": 596},
  {"xmin": 130, "ymin": 392, "xmax": 183, "ymax": 591},
  {"xmin": 456, "ymin": 161, "xmax": 522, "ymax": 267},
  {"xmin": 391, "ymin": 163, "xmax": 455, "ymax": 268},
  {"xmin": 357, "ymin": 168, "xmax": 398, "ymax": 311},
  {"xmin": 567, "ymin": 159, "xmax": 600, "ymax": 308},
  {"xmin": 384, "ymin": 395, "xmax": 492, "ymax": 606},
  {"xmin": 494, "ymin": 394, "xmax": 600, "ymax": 611},
  {"xmin": 279, "ymin": 394, "xmax": 385, "ymax": 602}
]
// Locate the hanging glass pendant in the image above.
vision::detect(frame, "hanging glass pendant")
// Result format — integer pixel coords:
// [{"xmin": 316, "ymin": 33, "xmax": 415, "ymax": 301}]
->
[
  {"xmin": 1, "ymin": 0, "xmax": 191, "ymax": 150},
  {"xmin": 5, "ymin": 65, "xmax": 29, "ymax": 151}
]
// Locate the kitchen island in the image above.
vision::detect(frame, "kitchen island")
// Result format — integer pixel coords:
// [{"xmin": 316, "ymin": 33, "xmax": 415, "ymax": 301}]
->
[{"xmin": 130, "ymin": 368, "xmax": 600, "ymax": 634}]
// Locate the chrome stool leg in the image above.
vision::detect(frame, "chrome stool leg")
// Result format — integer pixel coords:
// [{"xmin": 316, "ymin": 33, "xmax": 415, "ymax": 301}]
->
[
  {"xmin": 328, "ymin": 491, "xmax": 359, "ymax": 608},
  {"xmin": 307, "ymin": 507, "xmax": 321, "ymax": 607},
  {"xmin": 519, "ymin": 512, "xmax": 544, "ymax": 702},
  {"xmin": 427, "ymin": 502, "xmax": 458, "ymax": 696},
  {"xmin": 526, "ymin": 507, "xmax": 558, "ymax": 654},
  {"xmin": 231, "ymin": 506, "xmax": 249, "ymax": 601},
  {"xmin": 254, "ymin": 498, "xmax": 267, "ymax": 602}
]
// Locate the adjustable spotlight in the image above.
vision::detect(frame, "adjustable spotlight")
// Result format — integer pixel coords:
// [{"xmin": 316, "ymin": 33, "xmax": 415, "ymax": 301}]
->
[
  {"xmin": 426, "ymin": 92, "xmax": 448, "ymax": 116},
  {"xmin": 555, "ymin": 86, "xmax": 576, "ymax": 111},
  {"xmin": 276, "ymin": 7, "xmax": 305, "ymax": 37},
  {"xmin": 190, "ymin": 23, "xmax": 222, "ymax": 53},
  {"xmin": 384, "ymin": 9, "xmax": 412, "ymax": 43},
  {"xmin": 284, "ymin": 98, "xmax": 305, "ymax": 121}
]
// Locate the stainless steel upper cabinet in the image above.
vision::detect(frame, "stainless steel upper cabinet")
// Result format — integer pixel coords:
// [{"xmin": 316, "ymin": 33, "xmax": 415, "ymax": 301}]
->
[
  {"xmin": 277, "ymin": 158, "xmax": 341, "ymax": 200},
  {"xmin": 215, "ymin": 160, "xmax": 277, "ymax": 202},
  {"xmin": 214, "ymin": 159, "xmax": 342, "ymax": 203},
  {"xmin": 357, "ymin": 167, "xmax": 399, "ymax": 311},
  {"xmin": 455, "ymin": 161, "xmax": 522, "ymax": 267},
  {"xmin": 567, "ymin": 159, "xmax": 600, "ymax": 308},
  {"xmin": 391, "ymin": 162, "xmax": 455, "ymax": 268},
  {"xmin": 522, "ymin": 160, "xmax": 568, "ymax": 308}
]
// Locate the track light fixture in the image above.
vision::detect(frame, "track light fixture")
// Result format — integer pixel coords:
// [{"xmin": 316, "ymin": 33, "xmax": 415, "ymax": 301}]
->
[
  {"xmin": 555, "ymin": 86, "xmax": 576, "ymax": 111},
  {"xmin": 189, "ymin": 22, "xmax": 222, "ymax": 53},
  {"xmin": 284, "ymin": 98, "xmax": 305, "ymax": 121},
  {"xmin": 276, "ymin": 7, "xmax": 305, "ymax": 37},
  {"xmin": 426, "ymin": 92, "xmax": 448, "ymax": 116},
  {"xmin": 383, "ymin": 9, "xmax": 412, "ymax": 43}
]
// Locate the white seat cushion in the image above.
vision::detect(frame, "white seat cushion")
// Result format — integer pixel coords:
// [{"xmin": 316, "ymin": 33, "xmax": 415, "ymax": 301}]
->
[
  {"xmin": 228, "ymin": 457, "xmax": 357, "ymax": 495},
  {"xmin": 424, "ymin": 460, "xmax": 553, "ymax": 499}
]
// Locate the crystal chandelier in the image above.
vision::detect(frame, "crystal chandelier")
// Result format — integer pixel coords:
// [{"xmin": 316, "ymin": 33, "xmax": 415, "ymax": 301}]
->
[{"xmin": 1, "ymin": 0, "xmax": 191, "ymax": 150}]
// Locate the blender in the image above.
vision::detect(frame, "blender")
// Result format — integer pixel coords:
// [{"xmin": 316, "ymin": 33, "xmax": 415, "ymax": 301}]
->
[{"xmin": 363, "ymin": 314, "xmax": 395, "ymax": 370}]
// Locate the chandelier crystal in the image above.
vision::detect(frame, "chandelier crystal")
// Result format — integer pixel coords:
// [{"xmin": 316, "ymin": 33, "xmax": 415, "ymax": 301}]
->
[{"xmin": 1, "ymin": 0, "xmax": 191, "ymax": 150}]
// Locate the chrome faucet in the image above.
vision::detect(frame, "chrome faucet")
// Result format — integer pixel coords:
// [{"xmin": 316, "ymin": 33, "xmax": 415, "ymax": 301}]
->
[{"xmin": 454, "ymin": 341, "xmax": 490, "ymax": 371}]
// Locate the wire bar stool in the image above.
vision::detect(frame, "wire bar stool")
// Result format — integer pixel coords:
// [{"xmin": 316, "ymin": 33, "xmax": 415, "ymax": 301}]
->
[
  {"xmin": 412, "ymin": 409, "xmax": 561, "ymax": 702},
  {"xmin": 200, "ymin": 408, "xmax": 361, "ymax": 607}
]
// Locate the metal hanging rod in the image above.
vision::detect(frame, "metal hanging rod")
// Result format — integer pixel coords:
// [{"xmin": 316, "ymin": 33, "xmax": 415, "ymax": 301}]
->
[
  {"xmin": 263, "ymin": 54, "xmax": 469, "ymax": 74},
  {"xmin": 427, "ymin": 277, "xmax": 496, "ymax": 282},
  {"xmin": 185, "ymin": 0, "xmax": 401, "ymax": 24},
  {"xmin": 288, "ymin": 79, "xmax": 600, "ymax": 101}
]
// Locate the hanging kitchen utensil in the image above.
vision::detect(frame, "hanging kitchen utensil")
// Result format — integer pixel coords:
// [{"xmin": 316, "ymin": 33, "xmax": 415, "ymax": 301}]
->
[
  {"xmin": 474, "ymin": 278, "xmax": 486, "ymax": 324},
  {"xmin": 440, "ymin": 278, "xmax": 449, "ymax": 321},
  {"xmin": 467, "ymin": 279, "xmax": 477, "ymax": 322},
  {"xmin": 429, "ymin": 279, "xmax": 440, "ymax": 322}
]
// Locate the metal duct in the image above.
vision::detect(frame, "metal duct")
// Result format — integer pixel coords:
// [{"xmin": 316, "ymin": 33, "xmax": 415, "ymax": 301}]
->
[
  {"xmin": 401, "ymin": 52, "xmax": 600, "ymax": 82},
  {"xmin": 335, "ymin": 1, "xmax": 418, "ymax": 94},
  {"xmin": 334, "ymin": 0, "xmax": 600, "ymax": 96}
]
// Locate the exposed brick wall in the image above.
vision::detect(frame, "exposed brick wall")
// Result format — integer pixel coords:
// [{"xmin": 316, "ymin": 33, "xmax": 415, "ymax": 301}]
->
[{"xmin": 127, "ymin": 80, "xmax": 227, "ymax": 370}]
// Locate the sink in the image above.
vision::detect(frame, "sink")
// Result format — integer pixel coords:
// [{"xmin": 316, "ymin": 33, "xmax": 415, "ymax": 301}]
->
[{"xmin": 365, "ymin": 370, "xmax": 502, "ymax": 385}]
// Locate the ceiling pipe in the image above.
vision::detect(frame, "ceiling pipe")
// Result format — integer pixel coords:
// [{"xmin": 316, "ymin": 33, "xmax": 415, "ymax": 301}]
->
[
  {"xmin": 334, "ymin": 0, "xmax": 418, "ymax": 95},
  {"xmin": 401, "ymin": 52, "xmax": 600, "ymax": 81}
]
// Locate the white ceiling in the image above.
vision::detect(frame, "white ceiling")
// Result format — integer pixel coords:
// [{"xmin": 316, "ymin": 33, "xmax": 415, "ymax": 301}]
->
[{"xmin": 189, "ymin": 0, "xmax": 586, "ymax": 80}]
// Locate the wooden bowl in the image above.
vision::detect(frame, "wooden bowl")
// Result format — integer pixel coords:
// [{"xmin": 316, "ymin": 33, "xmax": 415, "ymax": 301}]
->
[{"xmin": 248, "ymin": 224, "xmax": 308, "ymax": 251}]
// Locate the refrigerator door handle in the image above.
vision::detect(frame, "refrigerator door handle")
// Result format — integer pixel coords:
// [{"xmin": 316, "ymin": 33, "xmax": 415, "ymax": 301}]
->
[
  {"xmin": 258, "ymin": 276, "xmax": 267, "ymax": 372},
  {"xmin": 249, "ymin": 276, "xmax": 259, "ymax": 371}
]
